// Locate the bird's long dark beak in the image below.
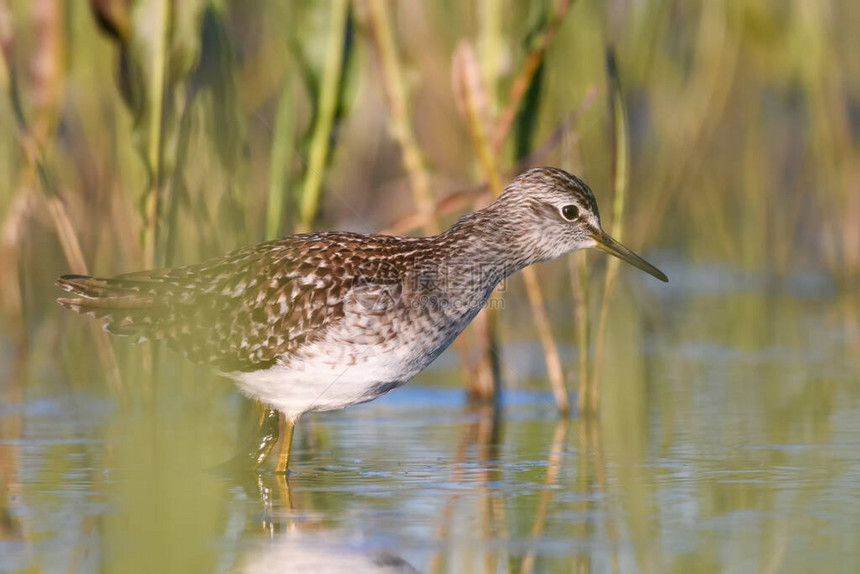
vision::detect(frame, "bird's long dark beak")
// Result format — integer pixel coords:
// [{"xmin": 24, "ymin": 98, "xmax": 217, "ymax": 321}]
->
[{"xmin": 591, "ymin": 230, "xmax": 668, "ymax": 282}]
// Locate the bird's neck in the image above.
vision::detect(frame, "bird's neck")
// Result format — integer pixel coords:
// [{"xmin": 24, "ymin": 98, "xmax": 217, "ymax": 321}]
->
[{"xmin": 433, "ymin": 205, "xmax": 533, "ymax": 294}]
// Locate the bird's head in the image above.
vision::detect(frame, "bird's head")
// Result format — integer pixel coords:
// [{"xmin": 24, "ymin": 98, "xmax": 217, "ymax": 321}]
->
[{"xmin": 490, "ymin": 167, "xmax": 668, "ymax": 282}]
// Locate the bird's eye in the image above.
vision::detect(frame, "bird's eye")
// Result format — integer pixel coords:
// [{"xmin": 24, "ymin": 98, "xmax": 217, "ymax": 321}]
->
[{"xmin": 561, "ymin": 205, "xmax": 579, "ymax": 221}]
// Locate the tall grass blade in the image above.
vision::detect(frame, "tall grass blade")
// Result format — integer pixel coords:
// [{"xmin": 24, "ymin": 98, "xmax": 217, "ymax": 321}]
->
[
  {"xmin": 266, "ymin": 74, "xmax": 297, "ymax": 240},
  {"xmin": 296, "ymin": 0, "xmax": 351, "ymax": 233},
  {"xmin": 492, "ymin": 0, "xmax": 575, "ymax": 156},
  {"xmin": 586, "ymin": 47, "xmax": 628, "ymax": 413}
]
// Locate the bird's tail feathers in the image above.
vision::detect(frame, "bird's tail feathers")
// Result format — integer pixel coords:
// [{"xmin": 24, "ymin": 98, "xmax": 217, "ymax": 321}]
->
[{"xmin": 56, "ymin": 274, "xmax": 172, "ymax": 340}]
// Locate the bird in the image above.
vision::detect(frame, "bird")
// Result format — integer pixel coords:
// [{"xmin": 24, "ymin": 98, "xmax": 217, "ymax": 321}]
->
[{"xmin": 57, "ymin": 167, "xmax": 667, "ymax": 473}]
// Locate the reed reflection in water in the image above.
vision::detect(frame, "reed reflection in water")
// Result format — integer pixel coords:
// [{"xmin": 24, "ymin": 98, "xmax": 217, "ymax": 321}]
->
[{"xmin": 3, "ymin": 280, "xmax": 859, "ymax": 572}]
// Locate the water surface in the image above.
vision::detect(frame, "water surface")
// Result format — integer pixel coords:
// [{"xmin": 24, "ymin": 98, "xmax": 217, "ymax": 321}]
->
[{"xmin": 2, "ymin": 269, "xmax": 859, "ymax": 573}]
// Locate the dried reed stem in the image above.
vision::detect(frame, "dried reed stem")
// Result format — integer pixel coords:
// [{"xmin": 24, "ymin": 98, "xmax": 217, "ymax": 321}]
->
[
  {"xmin": 48, "ymin": 188, "xmax": 126, "ymax": 401},
  {"xmin": 366, "ymin": 0, "xmax": 439, "ymax": 234},
  {"xmin": 0, "ymin": 191, "xmax": 30, "ymax": 332},
  {"xmin": 454, "ymin": 42, "xmax": 568, "ymax": 413},
  {"xmin": 383, "ymin": 90, "xmax": 597, "ymax": 236},
  {"xmin": 570, "ymin": 252, "xmax": 590, "ymax": 410},
  {"xmin": 453, "ymin": 42, "xmax": 502, "ymax": 193},
  {"xmin": 452, "ymin": 42, "xmax": 504, "ymax": 400},
  {"xmin": 364, "ymin": 1, "xmax": 497, "ymax": 392},
  {"xmin": 522, "ymin": 267, "xmax": 569, "ymax": 414},
  {"xmin": 0, "ymin": 16, "xmax": 125, "ymax": 400}
]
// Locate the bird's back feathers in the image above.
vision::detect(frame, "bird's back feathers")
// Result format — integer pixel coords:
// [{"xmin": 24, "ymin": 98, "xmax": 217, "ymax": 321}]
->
[{"xmin": 56, "ymin": 235, "xmax": 371, "ymax": 371}]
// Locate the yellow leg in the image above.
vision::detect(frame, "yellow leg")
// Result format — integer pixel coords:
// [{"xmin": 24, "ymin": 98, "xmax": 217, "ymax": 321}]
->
[{"xmin": 274, "ymin": 415, "xmax": 296, "ymax": 474}]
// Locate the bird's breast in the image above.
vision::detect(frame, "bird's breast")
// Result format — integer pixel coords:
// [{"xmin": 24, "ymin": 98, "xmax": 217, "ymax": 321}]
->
[{"xmin": 229, "ymin": 265, "xmax": 494, "ymax": 419}]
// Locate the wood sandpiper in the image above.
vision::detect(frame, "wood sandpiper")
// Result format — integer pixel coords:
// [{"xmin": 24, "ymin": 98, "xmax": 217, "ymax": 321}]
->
[{"xmin": 57, "ymin": 167, "xmax": 667, "ymax": 473}]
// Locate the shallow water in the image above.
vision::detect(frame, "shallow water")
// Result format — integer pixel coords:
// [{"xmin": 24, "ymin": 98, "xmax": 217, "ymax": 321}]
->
[{"xmin": 2, "ymin": 268, "xmax": 860, "ymax": 573}]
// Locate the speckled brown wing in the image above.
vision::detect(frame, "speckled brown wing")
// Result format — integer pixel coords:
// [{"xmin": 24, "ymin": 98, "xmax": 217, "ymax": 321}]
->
[{"xmin": 57, "ymin": 234, "xmax": 373, "ymax": 372}]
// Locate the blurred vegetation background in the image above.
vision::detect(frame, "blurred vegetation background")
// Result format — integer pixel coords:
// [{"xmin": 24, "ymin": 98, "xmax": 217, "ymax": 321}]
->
[
  {"xmin": 2, "ymin": 2, "xmax": 860, "ymax": 572},
  {"xmin": 0, "ymin": 0, "xmax": 857, "ymax": 403}
]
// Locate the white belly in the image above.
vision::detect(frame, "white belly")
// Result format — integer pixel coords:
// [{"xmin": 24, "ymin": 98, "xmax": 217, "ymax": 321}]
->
[
  {"xmin": 229, "ymin": 337, "xmax": 425, "ymax": 420},
  {"xmin": 228, "ymin": 281, "xmax": 488, "ymax": 420}
]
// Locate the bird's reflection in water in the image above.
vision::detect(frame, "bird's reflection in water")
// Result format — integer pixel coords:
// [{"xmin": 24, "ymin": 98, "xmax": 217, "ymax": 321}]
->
[
  {"xmin": 225, "ymin": 401, "xmax": 588, "ymax": 573},
  {"xmin": 237, "ymin": 529, "xmax": 418, "ymax": 574},
  {"xmin": 233, "ymin": 473, "xmax": 419, "ymax": 574}
]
